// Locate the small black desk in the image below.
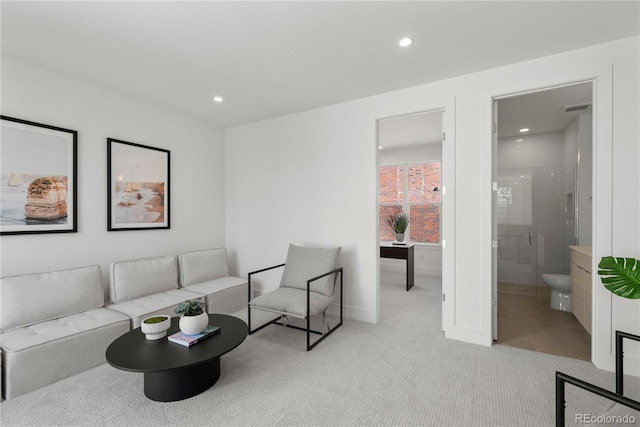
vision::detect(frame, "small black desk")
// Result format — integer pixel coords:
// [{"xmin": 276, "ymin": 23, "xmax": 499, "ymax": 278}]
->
[
  {"xmin": 380, "ymin": 244, "xmax": 415, "ymax": 291},
  {"xmin": 106, "ymin": 314, "xmax": 247, "ymax": 402}
]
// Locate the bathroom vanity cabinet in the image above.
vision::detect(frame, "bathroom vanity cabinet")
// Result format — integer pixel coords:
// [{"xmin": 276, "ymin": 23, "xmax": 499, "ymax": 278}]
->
[{"xmin": 570, "ymin": 246, "xmax": 592, "ymax": 334}]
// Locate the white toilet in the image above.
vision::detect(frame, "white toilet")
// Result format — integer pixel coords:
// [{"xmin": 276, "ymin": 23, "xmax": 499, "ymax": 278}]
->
[{"xmin": 541, "ymin": 274, "xmax": 572, "ymax": 311}]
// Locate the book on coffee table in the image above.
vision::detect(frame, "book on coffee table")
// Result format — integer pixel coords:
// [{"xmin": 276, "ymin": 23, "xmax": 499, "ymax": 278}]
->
[{"xmin": 168, "ymin": 325, "xmax": 221, "ymax": 347}]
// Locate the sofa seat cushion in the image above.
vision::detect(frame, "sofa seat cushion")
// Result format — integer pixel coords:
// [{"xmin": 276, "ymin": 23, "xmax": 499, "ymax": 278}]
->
[
  {"xmin": 1, "ymin": 310, "xmax": 129, "ymax": 400},
  {"xmin": 106, "ymin": 288, "xmax": 203, "ymax": 328},
  {"xmin": 250, "ymin": 287, "xmax": 334, "ymax": 319},
  {"xmin": 0, "ymin": 308, "xmax": 129, "ymax": 353},
  {"xmin": 183, "ymin": 276, "xmax": 247, "ymax": 296},
  {"xmin": 1, "ymin": 265, "xmax": 103, "ymax": 332}
]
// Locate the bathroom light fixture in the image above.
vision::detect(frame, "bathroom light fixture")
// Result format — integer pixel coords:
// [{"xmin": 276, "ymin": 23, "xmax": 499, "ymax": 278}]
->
[
  {"xmin": 399, "ymin": 37, "xmax": 413, "ymax": 47},
  {"xmin": 213, "ymin": 96, "xmax": 223, "ymax": 103},
  {"xmin": 519, "ymin": 128, "xmax": 530, "ymax": 133}
]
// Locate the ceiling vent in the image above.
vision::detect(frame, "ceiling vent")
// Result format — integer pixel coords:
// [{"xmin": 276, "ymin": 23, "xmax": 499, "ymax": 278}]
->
[{"xmin": 560, "ymin": 102, "xmax": 592, "ymax": 113}]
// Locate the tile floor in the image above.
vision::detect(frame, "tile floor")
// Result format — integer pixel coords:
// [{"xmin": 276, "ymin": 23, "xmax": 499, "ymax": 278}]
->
[{"xmin": 496, "ymin": 291, "xmax": 591, "ymax": 361}]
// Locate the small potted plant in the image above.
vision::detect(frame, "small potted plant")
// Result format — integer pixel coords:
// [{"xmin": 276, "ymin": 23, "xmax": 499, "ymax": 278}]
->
[
  {"xmin": 175, "ymin": 300, "xmax": 208, "ymax": 335},
  {"xmin": 140, "ymin": 314, "xmax": 171, "ymax": 340},
  {"xmin": 389, "ymin": 212, "xmax": 410, "ymax": 242}
]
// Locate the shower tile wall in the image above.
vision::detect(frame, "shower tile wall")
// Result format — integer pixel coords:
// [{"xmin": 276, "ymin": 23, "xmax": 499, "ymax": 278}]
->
[{"xmin": 497, "ymin": 131, "xmax": 575, "ymax": 287}]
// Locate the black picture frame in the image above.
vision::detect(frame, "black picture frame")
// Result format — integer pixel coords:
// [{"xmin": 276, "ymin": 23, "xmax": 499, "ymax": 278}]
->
[
  {"xmin": 0, "ymin": 115, "xmax": 78, "ymax": 235},
  {"xmin": 107, "ymin": 138, "xmax": 170, "ymax": 231}
]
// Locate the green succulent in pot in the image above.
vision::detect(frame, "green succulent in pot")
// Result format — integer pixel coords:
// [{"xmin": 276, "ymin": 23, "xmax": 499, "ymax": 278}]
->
[
  {"xmin": 174, "ymin": 300, "xmax": 205, "ymax": 316},
  {"xmin": 597, "ymin": 256, "xmax": 640, "ymax": 299}
]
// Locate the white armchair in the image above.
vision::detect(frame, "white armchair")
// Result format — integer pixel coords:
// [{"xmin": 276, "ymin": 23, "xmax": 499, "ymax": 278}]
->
[{"xmin": 247, "ymin": 244, "xmax": 343, "ymax": 351}]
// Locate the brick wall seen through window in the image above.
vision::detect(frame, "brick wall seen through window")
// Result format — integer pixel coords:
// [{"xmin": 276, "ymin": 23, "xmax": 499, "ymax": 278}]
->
[{"xmin": 379, "ymin": 162, "xmax": 440, "ymax": 243}]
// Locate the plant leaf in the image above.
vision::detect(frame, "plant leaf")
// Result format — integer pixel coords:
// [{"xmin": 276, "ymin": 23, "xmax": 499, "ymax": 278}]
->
[{"xmin": 597, "ymin": 256, "xmax": 640, "ymax": 299}]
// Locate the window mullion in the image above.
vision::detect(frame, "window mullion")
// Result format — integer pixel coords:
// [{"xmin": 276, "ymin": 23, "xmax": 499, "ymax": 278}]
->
[{"xmin": 403, "ymin": 165, "xmax": 410, "ymax": 239}]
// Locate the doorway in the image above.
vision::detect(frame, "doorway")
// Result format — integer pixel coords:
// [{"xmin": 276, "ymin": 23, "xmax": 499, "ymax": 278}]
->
[
  {"xmin": 492, "ymin": 82, "xmax": 593, "ymax": 360},
  {"xmin": 377, "ymin": 110, "xmax": 445, "ymax": 327}
]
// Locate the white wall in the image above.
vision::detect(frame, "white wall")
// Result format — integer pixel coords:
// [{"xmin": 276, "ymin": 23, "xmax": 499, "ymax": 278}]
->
[
  {"xmin": 378, "ymin": 143, "xmax": 441, "ymax": 165},
  {"xmin": 225, "ymin": 36, "xmax": 639, "ymax": 372},
  {"xmin": 498, "ymin": 131, "xmax": 564, "ymax": 169},
  {"xmin": 1, "ymin": 58, "xmax": 226, "ymax": 298}
]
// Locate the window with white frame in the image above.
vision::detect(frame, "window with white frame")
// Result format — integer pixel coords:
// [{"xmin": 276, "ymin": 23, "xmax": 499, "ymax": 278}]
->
[{"xmin": 379, "ymin": 162, "xmax": 441, "ymax": 243}]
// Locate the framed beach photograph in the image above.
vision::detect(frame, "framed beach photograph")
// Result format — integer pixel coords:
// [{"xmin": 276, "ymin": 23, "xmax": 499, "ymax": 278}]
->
[
  {"xmin": 107, "ymin": 138, "xmax": 170, "ymax": 231},
  {"xmin": 0, "ymin": 116, "xmax": 78, "ymax": 235}
]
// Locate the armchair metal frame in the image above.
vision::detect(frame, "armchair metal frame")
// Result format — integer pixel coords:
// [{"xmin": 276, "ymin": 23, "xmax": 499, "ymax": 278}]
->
[
  {"xmin": 556, "ymin": 331, "xmax": 640, "ymax": 427},
  {"xmin": 247, "ymin": 264, "xmax": 343, "ymax": 351}
]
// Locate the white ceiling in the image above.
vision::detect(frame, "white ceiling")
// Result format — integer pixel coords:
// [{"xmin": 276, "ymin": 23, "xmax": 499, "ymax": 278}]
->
[
  {"xmin": 1, "ymin": 1, "xmax": 639, "ymax": 128},
  {"xmin": 497, "ymin": 82, "xmax": 593, "ymax": 138}
]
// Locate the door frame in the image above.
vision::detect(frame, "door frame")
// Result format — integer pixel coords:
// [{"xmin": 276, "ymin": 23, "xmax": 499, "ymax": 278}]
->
[
  {"xmin": 488, "ymin": 75, "xmax": 608, "ymax": 366},
  {"xmin": 374, "ymin": 102, "xmax": 455, "ymax": 335}
]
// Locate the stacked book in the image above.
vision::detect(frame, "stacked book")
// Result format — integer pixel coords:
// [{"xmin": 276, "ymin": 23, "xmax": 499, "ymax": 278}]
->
[{"xmin": 168, "ymin": 325, "xmax": 221, "ymax": 347}]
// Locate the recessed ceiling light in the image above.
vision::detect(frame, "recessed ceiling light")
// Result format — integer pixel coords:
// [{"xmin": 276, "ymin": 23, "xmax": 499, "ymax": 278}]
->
[
  {"xmin": 399, "ymin": 37, "xmax": 413, "ymax": 47},
  {"xmin": 378, "ymin": 146, "xmax": 383, "ymax": 150},
  {"xmin": 213, "ymin": 96, "xmax": 223, "ymax": 103},
  {"xmin": 519, "ymin": 128, "xmax": 530, "ymax": 133}
]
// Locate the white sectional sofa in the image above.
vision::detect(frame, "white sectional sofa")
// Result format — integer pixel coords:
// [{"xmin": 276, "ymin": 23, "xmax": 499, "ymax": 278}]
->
[
  {"xmin": 0, "ymin": 266, "xmax": 130, "ymax": 400},
  {"xmin": 107, "ymin": 248, "xmax": 248, "ymax": 328},
  {"xmin": 0, "ymin": 247, "xmax": 246, "ymax": 400}
]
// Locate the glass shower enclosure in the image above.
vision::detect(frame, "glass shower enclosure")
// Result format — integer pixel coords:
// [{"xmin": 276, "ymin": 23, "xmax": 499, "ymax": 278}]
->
[{"xmin": 496, "ymin": 165, "xmax": 576, "ymax": 288}]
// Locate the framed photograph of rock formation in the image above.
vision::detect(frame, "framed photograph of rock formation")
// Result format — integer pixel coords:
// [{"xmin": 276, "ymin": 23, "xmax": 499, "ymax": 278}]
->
[
  {"xmin": 0, "ymin": 116, "xmax": 78, "ymax": 235},
  {"xmin": 107, "ymin": 138, "xmax": 170, "ymax": 231}
]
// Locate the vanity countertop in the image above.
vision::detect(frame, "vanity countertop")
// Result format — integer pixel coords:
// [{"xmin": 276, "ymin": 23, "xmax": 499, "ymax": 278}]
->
[{"xmin": 569, "ymin": 245, "xmax": 592, "ymax": 257}]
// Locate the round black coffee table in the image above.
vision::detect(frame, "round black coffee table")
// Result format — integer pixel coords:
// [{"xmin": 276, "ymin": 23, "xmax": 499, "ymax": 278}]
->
[{"xmin": 106, "ymin": 314, "xmax": 247, "ymax": 402}]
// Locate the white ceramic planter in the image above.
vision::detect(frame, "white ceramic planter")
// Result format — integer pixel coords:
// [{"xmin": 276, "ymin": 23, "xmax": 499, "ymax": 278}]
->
[
  {"xmin": 179, "ymin": 312, "xmax": 209, "ymax": 335},
  {"xmin": 140, "ymin": 315, "xmax": 171, "ymax": 340}
]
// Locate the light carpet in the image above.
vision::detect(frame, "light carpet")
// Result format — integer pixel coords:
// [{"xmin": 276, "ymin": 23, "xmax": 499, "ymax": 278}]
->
[{"xmin": 1, "ymin": 271, "xmax": 637, "ymax": 426}]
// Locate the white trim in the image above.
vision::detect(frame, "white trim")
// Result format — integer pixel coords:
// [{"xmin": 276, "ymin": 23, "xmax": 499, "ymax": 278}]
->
[{"xmin": 484, "ymin": 68, "xmax": 614, "ymax": 369}]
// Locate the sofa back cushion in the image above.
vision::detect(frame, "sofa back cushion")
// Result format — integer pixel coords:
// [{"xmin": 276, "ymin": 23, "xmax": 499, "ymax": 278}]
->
[
  {"xmin": 280, "ymin": 244, "xmax": 341, "ymax": 297},
  {"xmin": 110, "ymin": 255, "xmax": 178, "ymax": 303},
  {"xmin": 0, "ymin": 265, "xmax": 103, "ymax": 332},
  {"xmin": 178, "ymin": 248, "xmax": 229, "ymax": 287}
]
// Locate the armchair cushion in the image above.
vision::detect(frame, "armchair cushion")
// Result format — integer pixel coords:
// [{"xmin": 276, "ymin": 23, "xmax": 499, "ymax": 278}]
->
[
  {"xmin": 250, "ymin": 287, "xmax": 334, "ymax": 318},
  {"xmin": 280, "ymin": 244, "xmax": 341, "ymax": 297}
]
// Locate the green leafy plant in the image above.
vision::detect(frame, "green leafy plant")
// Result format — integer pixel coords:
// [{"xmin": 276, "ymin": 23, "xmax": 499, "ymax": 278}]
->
[
  {"xmin": 597, "ymin": 256, "xmax": 640, "ymax": 299},
  {"xmin": 174, "ymin": 300, "xmax": 205, "ymax": 316},
  {"xmin": 388, "ymin": 212, "xmax": 409, "ymax": 233}
]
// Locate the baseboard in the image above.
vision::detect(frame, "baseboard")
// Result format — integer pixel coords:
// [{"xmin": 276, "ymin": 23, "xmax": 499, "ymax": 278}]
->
[
  {"xmin": 380, "ymin": 264, "xmax": 442, "ymax": 276},
  {"xmin": 326, "ymin": 302, "xmax": 369, "ymax": 323}
]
